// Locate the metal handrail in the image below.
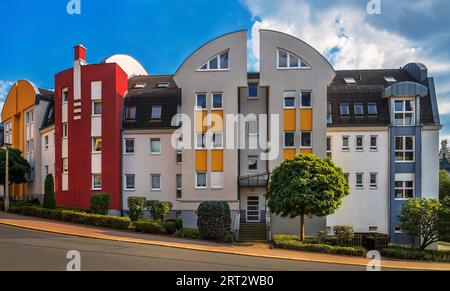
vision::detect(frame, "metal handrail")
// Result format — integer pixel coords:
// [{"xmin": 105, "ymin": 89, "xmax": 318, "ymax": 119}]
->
[{"xmin": 266, "ymin": 208, "xmax": 272, "ymax": 245}]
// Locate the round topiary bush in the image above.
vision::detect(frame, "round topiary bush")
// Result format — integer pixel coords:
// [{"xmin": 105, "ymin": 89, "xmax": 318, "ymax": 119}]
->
[
  {"xmin": 127, "ymin": 197, "xmax": 146, "ymax": 222},
  {"xmin": 197, "ymin": 201, "xmax": 232, "ymax": 243},
  {"xmin": 89, "ymin": 193, "xmax": 111, "ymax": 215}
]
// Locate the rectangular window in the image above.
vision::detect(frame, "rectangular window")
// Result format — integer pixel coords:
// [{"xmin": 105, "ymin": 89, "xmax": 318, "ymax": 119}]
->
[
  {"xmin": 284, "ymin": 132, "xmax": 295, "ymax": 148},
  {"xmin": 395, "ymin": 226, "xmax": 403, "ymax": 234},
  {"xmin": 326, "ymin": 137, "xmax": 332, "ymax": 159},
  {"xmin": 248, "ymin": 84, "xmax": 258, "ymax": 99},
  {"xmin": 342, "ymin": 136, "xmax": 350, "ymax": 151},
  {"xmin": 219, "ymin": 51, "xmax": 229, "ymax": 69},
  {"xmin": 44, "ymin": 136, "xmax": 49, "ymax": 150},
  {"xmin": 92, "ymin": 174, "xmax": 102, "ymax": 190},
  {"xmin": 301, "ymin": 132, "xmax": 312, "ymax": 148},
  {"xmin": 369, "ymin": 226, "xmax": 378, "ymax": 233},
  {"xmin": 283, "ymin": 91, "xmax": 296, "ymax": 109},
  {"xmin": 196, "ymin": 172, "xmax": 207, "ymax": 189},
  {"xmin": 150, "ymin": 138, "xmax": 161, "ymax": 154},
  {"xmin": 340, "ymin": 104, "xmax": 350, "ymax": 116},
  {"xmin": 211, "ymin": 172, "xmax": 223, "ymax": 189},
  {"xmin": 395, "ymin": 136, "xmax": 414, "ymax": 162},
  {"xmin": 278, "ymin": 50, "xmax": 288, "ymax": 68},
  {"xmin": 354, "ymin": 104, "xmax": 364, "ymax": 115},
  {"xmin": 92, "ymin": 100, "xmax": 102, "ymax": 116},
  {"xmin": 327, "ymin": 103, "xmax": 332, "ymax": 124},
  {"xmin": 125, "ymin": 107, "xmax": 136, "ymax": 120},
  {"xmin": 248, "ymin": 156, "xmax": 258, "ymax": 171},
  {"xmin": 62, "ymin": 123, "xmax": 68, "ymax": 138},
  {"xmin": 368, "ymin": 103, "xmax": 378, "ymax": 115},
  {"xmin": 62, "ymin": 88, "xmax": 69, "ymax": 103},
  {"xmin": 125, "ymin": 174, "xmax": 135, "ymax": 190},
  {"xmin": 92, "ymin": 137, "xmax": 102, "ymax": 153},
  {"xmin": 370, "ymin": 173, "xmax": 378, "ymax": 189},
  {"xmin": 370, "ymin": 136, "xmax": 378, "ymax": 151},
  {"xmin": 212, "ymin": 93, "xmax": 223, "ymax": 109},
  {"xmin": 394, "ymin": 100, "xmax": 415, "ymax": 126},
  {"xmin": 63, "ymin": 158, "xmax": 69, "ymax": 174},
  {"xmin": 356, "ymin": 173, "xmax": 364, "ymax": 189},
  {"xmin": 196, "ymin": 93, "xmax": 207, "ymax": 110},
  {"xmin": 125, "ymin": 139, "xmax": 135, "ymax": 154},
  {"xmin": 395, "ymin": 180, "xmax": 414, "ymax": 200},
  {"xmin": 176, "ymin": 174, "xmax": 182, "ymax": 199},
  {"xmin": 356, "ymin": 136, "xmax": 364, "ymax": 151},
  {"xmin": 151, "ymin": 106, "xmax": 162, "ymax": 120},
  {"xmin": 196, "ymin": 133, "xmax": 206, "ymax": 149},
  {"xmin": 212, "ymin": 133, "xmax": 223, "ymax": 149},
  {"xmin": 300, "ymin": 91, "xmax": 312, "ymax": 108},
  {"xmin": 151, "ymin": 174, "xmax": 161, "ymax": 191}
]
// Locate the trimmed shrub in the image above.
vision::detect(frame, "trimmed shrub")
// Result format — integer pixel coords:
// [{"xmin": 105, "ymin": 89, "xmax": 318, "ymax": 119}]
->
[
  {"xmin": 43, "ymin": 174, "xmax": 56, "ymax": 209},
  {"xmin": 145, "ymin": 200, "xmax": 173, "ymax": 221},
  {"xmin": 166, "ymin": 218, "xmax": 183, "ymax": 231},
  {"xmin": 197, "ymin": 201, "xmax": 232, "ymax": 243},
  {"xmin": 175, "ymin": 228, "xmax": 199, "ymax": 240},
  {"xmin": 89, "ymin": 193, "xmax": 110, "ymax": 215},
  {"xmin": 380, "ymin": 245, "xmax": 450, "ymax": 262},
  {"xmin": 333, "ymin": 225, "xmax": 355, "ymax": 246},
  {"xmin": 134, "ymin": 220, "xmax": 165, "ymax": 234},
  {"xmin": 127, "ymin": 197, "xmax": 146, "ymax": 222},
  {"xmin": 164, "ymin": 221, "xmax": 177, "ymax": 235},
  {"xmin": 273, "ymin": 235, "xmax": 366, "ymax": 257}
]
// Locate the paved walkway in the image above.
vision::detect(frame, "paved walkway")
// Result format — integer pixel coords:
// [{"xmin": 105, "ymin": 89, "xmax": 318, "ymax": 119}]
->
[{"xmin": 0, "ymin": 212, "xmax": 449, "ymax": 270}]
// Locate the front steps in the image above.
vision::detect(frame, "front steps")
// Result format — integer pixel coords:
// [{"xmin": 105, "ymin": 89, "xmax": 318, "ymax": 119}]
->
[{"xmin": 239, "ymin": 223, "xmax": 267, "ymax": 242}]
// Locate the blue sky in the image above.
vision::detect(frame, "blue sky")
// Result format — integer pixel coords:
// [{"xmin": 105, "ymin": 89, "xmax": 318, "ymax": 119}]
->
[{"xmin": 1, "ymin": 0, "xmax": 449, "ymax": 140}]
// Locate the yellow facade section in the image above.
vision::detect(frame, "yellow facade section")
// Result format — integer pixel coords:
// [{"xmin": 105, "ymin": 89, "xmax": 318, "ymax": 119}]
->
[
  {"xmin": 195, "ymin": 110, "xmax": 208, "ymax": 132},
  {"xmin": 210, "ymin": 110, "xmax": 224, "ymax": 132},
  {"xmin": 284, "ymin": 149, "xmax": 297, "ymax": 160},
  {"xmin": 300, "ymin": 149, "xmax": 313, "ymax": 155},
  {"xmin": 211, "ymin": 150, "xmax": 224, "ymax": 172},
  {"xmin": 284, "ymin": 109, "xmax": 296, "ymax": 131},
  {"xmin": 1, "ymin": 80, "xmax": 39, "ymax": 199},
  {"xmin": 195, "ymin": 150, "xmax": 208, "ymax": 172},
  {"xmin": 300, "ymin": 109, "xmax": 313, "ymax": 131}
]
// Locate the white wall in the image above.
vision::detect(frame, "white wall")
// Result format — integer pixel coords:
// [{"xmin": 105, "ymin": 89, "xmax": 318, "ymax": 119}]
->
[
  {"xmin": 422, "ymin": 128, "xmax": 440, "ymax": 199},
  {"xmin": 326, "ymin": 128, "xmax": 390, "ymax": 234},
  {"xmin": 40, "ymin": 127, "xmax": 55, "ymax": 193}
]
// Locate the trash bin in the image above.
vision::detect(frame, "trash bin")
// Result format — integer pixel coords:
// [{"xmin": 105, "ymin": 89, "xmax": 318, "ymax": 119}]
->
[{"xmin": 366, "ymin": 236, "xmax": 376, "ymax": 251}]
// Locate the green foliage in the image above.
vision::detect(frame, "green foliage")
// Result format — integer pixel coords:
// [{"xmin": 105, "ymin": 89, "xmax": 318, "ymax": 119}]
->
[
  {"xmin": 197, "ymin": 201, "xmax": 232, "ymax": 243},
  {"xmin": 166, "ymin": 218, "xmax": 183, "ymax": 231},
  {"xmin": 266, "ymin": 155, "xmax": 349, "ymax": 241},
  {"xmin": 175, "ymin": 228, "xmax": 199, "ymax": 240},
  {"xmin": 440, "ymin": 170, "xmax": 450, "ymax": 201},
  {"xmin": 380, "ymin": 245, "xmax": 450, "ymax": 262},
  {"xmin": 0, "ymin": 148, "xmax": 31, "ymax": 185},
  {"xmin": 43, "ymin": 174, "xmax": 56, "ymax": 209},
  {"xmin": 89, "ymin": 193, "xmax": 110, "ymax": 215},
  {"xmin": 273, "ymin": 235, "xmax": 366, "ymax": 257},
  {"xmin": 145, "ymin": 200, "xmax": 173, "ymax": 221},
  {"xmin": 333, "ymin": 226, "xmax": 355, "ymax": 247},
  {"xmin": 134, "ymin": 220, "xmax": 165, "ymax": 234},
  {"xmin": 440, "ymin": 197, "xmax": 450, "ymax": 242},
  {"xmin": 164, "ymin": 221, "xmax": 178, "ymax": 235},
  {"xmin": 127, "ymin": 197, "xmax": 146, "ymax": 222}
]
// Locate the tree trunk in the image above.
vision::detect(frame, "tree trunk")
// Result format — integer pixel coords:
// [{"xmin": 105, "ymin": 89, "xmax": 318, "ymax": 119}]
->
[{"xmin": 300, "ymin": 214, "xmax": 305, "ymax": 242}]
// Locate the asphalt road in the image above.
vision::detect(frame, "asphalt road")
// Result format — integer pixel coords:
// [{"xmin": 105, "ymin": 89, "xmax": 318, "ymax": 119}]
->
[{"xmin": 0, "ymin": 225, "xmax": 374, "ymax": 271}]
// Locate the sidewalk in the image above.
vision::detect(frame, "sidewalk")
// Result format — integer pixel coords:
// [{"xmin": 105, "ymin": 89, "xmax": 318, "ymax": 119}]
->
[{"xmin": 1, "ymin": 212, "xmax": 449, "ymax": 270}]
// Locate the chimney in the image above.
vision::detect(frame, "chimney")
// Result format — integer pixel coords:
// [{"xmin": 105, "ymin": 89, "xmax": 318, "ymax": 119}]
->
[{"xmin": 74, "ymin": 44, "xmax": 87, "ymax": 62}]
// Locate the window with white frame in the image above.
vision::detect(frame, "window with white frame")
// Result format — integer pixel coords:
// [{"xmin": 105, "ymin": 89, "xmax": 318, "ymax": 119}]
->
[
  {"xmin": 151, "ymin": 106, "xmax": 162, "ymax": 120},
  {"xmin": 62, "ymin": 123, "xmax": 68, "ymax": 138},
  {"xmin": 92, "ymin": 174, "xmax": 102, "ymax": 190},
  {"xmin": 92, "ymin": 100, "xmax": 102, "ymax": 116},
  {"xmin": 284, "ymin": 132, "xmax": 295, "ymax": 148},
  {"xmin": 125, "ymin": 106, "xmax": 136, "ymax": 120},
  {"xmin": 300, "ymin": 91, "xmax": 312, "ymax": 108},
  {"xmin": 196, "ymin": 133, "xmax": 206, "ymax": 149},
  {"xmin": 394, "ymin": 99, "xmax": 415, "ymax": 126},
  {"xmin": 125, "ymin": 139, "xmax": 135, "ymax": 154},
  {"xmin": 212, "ymin": 93, "xmax": 223, "ymax": 110},
  {"xmin": 395, "ymin": 180, "xmax": 414, "ymax": 200},
  {"xmin": 176, "ymin": 137, "xmax": 183, "ymax": 164},
  {"xmin": 62, "ymin": 88, "xmax": 69, "ymax": 103},
  {"xmin": 368, "ymin": 103, "xmax": 378, "ymax": 115},
  {"xmin": 196, "ymin": 93, "xmax": 207, "ymax": 110},
  {"xmin": 198, "ymin": 51, "xmax": 229, "ymax": 71},
  {"xmin": 62, "ymin": 158, "xmax": 69, "ymax": 174},
  {"xmin": 151, "ymin": 174, "xmax": 161, "ymax": 191},
  {"xmin": 150, "ymin": 138, "xmax": 161, "ymax": 154},
  {"xmin": 176, "ymin": 174, "xmax": 182, "ymax": 199},
  {"xmin": 125, "ymin": 174, "xmax": 135, "ymax": 190},
  {"xmin": 248, "ymin": 156, "xmax": 258, "ymax": 171},
  {"xmin": 354, "ymin": 104, "xmax": 364, "ymax": 115},
  {"xmin": 370, "ymin": 173, "xmax": 378, "ymax": 188},
  {"xmin": 326, "ymin": 137, "xmax": 332, "ymax": 159},
  {"xmin": 356, "ymin": 173, "xmax": 364, "ymax": 189},
  {"xmin": 356, "ymin": 136, "xmax": 364, "ymax": 151},
  {"xmin": 211, "ymin": 172, "xmax": 224, "ymax": 189},
  {"xmin": 278, "ymin": 49, "xmax": 310, "ymax": 69},
  {"xmin": 342, "ymin": 136, "xmax": 350, "ymax": 151},
  {"xmin": 340, "ymin": 104, "xmax": 350, "ymax": 116},
  {"xmin": 4, "ymin": 121, "xmax": 12, "ymax": 144},
  {"xmin": 283, "ymin": 91, "xmax": 296, "ymax": 109},
  {"xmin": 44, "ymin": 135, "xmax": 49, "ymax": 150},
  {"xmin": 370, "ymin": 136, "xmax": 378, "ymax": 151},
  {"xmin": 301, "ymin": 132, "xmax": 312, "ymax": 148},
  {"xmin": 395, "ymin": 136, "xmax": 414, "ymax": 162},
  {"xmin": 327, "ymin": 103, "xmax": 332, "ymax": 124},
  {"xmin": 196, "ymin": 172, "xmax": 207, "ymax": 189},
  {"xmin": 212, "ymin": 132, "xmax": 223, "ymax": 149},
  {"xmin": 92, "ymin": 137, "xmax": 102, "ymax": 153}
]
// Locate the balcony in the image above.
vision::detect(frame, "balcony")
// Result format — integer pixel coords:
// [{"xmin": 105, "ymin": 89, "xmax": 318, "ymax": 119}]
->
[{"xmin": 239, "ymin": 172, "xmax": 269, "ymax": 188}]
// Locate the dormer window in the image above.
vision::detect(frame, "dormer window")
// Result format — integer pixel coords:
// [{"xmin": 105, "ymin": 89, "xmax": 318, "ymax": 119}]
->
[
  {"xmin": 384, "ymin": 76, "xmax": 397, "ymax": 83},
  {"xmin": 125, "ymin": 106, "xmax": 137, "ymax": 120},
  {"xmin": 344, "ymin": 77, "xmax": 356, "ymax": 84},
  {"xmin": 354, "ymin": 104, "xmax": 364, "ymax": 116},
  {"xmin": 278, "ymin": 49, "xmax": 310, "ymax": 69},
  {"xmin": 340, "ymin": 104, "xmax": 350, "ymax": 116},
  {"xmin": 394, "ymin": 100, "xmax": 415, "ymax": 126},
  {"xmin": 158, "ymin": 82, "xmax": 169, "ymax": 88},
  {"xmin": 368, "ymin": 103, "xmax": 378, "ymax": 115},
  {"xmin": 151, "ymin": 106, "xmax": 162, "ymax": 120},
  {"xmin": 198, "ymin": 51, "xmax": 229, "ymax": 71},
  {"xmin": 132, "ymin": 82, "xmax": 146, "ymax": 89}
]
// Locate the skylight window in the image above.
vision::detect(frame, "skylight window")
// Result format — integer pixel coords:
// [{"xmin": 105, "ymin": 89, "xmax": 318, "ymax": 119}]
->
[
  {"xmin": 158, "ymin": 82, "xmax": 169, "ymax": 88},
  {"xmin": 132, "ymin": 82, "xmax": 146, "ymax": 89},
  {"xmin": 344, "ymin": 77, "xmax": 356, "ymax": 84},
  {"xmin": 384, "ymin": 76, "xmax": 397, "ymax": 83},
  {"xmin": 278, "ymin": 49, "xmax": 310, "ymax": 69},
  {"xmin": 198, "ymin": 51, "xmax": 229, "ymax": 71}
]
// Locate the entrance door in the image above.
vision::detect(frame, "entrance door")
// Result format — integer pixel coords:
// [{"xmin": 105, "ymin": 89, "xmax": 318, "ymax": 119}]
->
[{"xmin": 247, "ymin": 196, "xmax": 260, "ymax": 222}]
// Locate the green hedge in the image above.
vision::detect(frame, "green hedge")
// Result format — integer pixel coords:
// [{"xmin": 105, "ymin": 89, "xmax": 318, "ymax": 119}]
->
[
  {"xmin": 127, "ymin": 197, "xmax": 146, "ymax": 222},
  {"xmin": 9, "ymin": 206, "xmax": 131, "ymax": 230},
  {"xmin": 89, "ymin": 193, "xmax": 110, "ymax": 215},
  {"xmin": 197, "ymin": 201, "xmax": 232, "ymax": 243},
  {"xmin": 175, "ymin": 228, "xmax": 200, "ymax": 240},
  {"xmin": 380, "ymin": 245, "xmax": 450, "ymax": 262},
  {"xmin": 273, "ymin": 235, "xmax": 366, "ymax": 257},
  {"xmin": 134, "ymin": 220, "xmax": 165, "ymax": 234},
  {"xmin": 166, "ymin": 218, "xmax": 183, "ymax": 231},
  {"xmin": 164, "ymin": 221, "xmax": 177, "ymax": 235}
]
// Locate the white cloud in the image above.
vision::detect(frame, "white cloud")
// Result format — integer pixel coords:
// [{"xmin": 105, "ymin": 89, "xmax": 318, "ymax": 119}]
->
[{"xmin": 0, "ymin": 80, "xmax": 13, "ymax": 115}]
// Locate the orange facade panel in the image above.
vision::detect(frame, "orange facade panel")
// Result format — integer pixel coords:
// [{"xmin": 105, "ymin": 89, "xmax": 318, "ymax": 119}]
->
[
  {"xmin": 284, "ymin": 109, "xmax": 296, "ymax": 131},
  {"xmin": 195, "ymin": 110, "xmax": 208, "ymax": 132},
  {"xmin": 210, "ymin": 110, "xmax": 224, "ymax": 132},
  {"xmin": 284, "ymin": 149, "xmax": 297, "ymax": 160},
  {"xmin": 300, "ymin": 149, "xmax": 313, "ymax": 155},
  {"xmin": 195, "ymin": 150, "xmax": 208, "ymax": 171},
  {"xmin": 211, "ymin": 150, "xmax": 224, "ymax": 172},
  {"xmin": 300, "ymin": 109, "xmax": 313, "ymax": 131}
]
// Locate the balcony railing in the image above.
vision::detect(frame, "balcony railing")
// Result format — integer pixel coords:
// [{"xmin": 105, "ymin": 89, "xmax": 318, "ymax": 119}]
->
[{"xmin": 239, "ymin": 172, "xmax": 269, "ymax": 188}]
